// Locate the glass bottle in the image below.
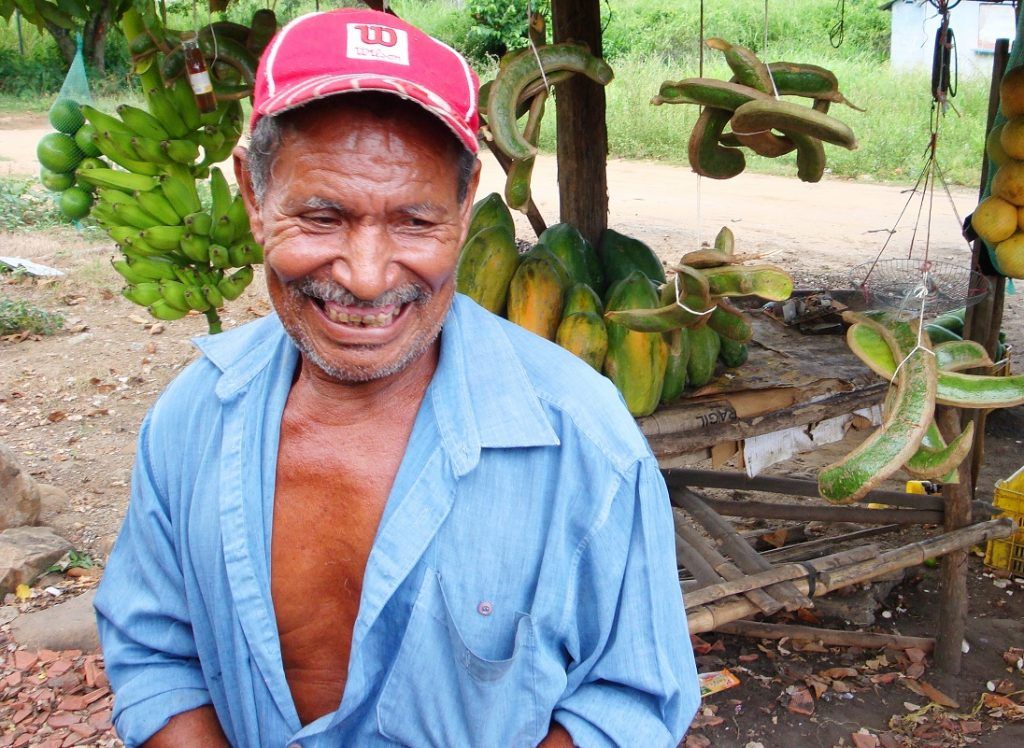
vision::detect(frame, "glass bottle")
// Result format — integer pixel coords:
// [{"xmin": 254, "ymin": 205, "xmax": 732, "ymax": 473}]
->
[{"xmin": 181, "ymin": 32, "xmax": 217, "ymax": 114}]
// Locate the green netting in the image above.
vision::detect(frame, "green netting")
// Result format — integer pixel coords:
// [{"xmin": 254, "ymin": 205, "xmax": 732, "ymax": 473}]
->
[
  {"xmin": 47, "ymin": 34, "xmax": 92, "ymax": 135},
  {"xmin": 980, "ymin": 9, "xmax": 1024, "ymax": 277}
]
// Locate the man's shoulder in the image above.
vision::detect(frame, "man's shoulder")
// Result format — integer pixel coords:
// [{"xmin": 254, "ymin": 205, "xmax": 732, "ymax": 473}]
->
[{"xmin": 455, "ymin": 297, "xmax": 652, "ymax": 468}]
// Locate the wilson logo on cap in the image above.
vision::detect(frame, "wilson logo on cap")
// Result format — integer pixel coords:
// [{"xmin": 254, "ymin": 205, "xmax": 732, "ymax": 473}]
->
[{"xmin": 346, "ymin": 23, "xmax": 409, "ymax": 66}]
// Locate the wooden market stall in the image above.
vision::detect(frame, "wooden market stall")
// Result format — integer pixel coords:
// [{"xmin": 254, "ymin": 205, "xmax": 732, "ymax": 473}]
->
[{"xmin": 359, "ymin": 0, "xmax": 1017, "ymax": 674}]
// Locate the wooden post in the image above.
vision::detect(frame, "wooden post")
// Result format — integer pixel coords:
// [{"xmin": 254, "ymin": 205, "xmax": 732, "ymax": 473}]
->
[
  {"xmin": 935, "ymin": 38, "xmax": 1010, "ymax": 676},
  {"xmin": 551, "ymin": 0, "xmax": 609, "ymax": 245}
]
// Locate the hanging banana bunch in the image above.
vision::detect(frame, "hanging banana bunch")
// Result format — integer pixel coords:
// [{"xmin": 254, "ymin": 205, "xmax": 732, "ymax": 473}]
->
[{"xmin": 60, "ymin": 5, "xmax": 276, "ymax": 333}]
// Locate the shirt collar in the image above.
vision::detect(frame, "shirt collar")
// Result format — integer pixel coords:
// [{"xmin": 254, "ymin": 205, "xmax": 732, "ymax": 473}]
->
[{"xmin": 192, "ymin": 296, "xmax": 559, "ymax": 474}]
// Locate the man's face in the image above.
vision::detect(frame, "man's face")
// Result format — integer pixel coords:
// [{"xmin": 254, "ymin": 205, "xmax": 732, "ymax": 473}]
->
[{"xmin": 241, "ymin": 102, "xmax": 478, "ymax": 384}]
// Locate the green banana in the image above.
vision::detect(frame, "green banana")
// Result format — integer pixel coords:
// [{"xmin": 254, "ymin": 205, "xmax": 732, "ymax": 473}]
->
[
  {"xmin": 179, "ymin": 233, "xmax": 211, "ymax": 263},
  {"xmin": 185, "ymin": 211, "xmax": 213, "ymax": 236},
  {"xmin": 203, "ymin": 283, "xmax": 225, "ymax": 308},
  {"xmin": 113, "ymin": 201, "xmax": 162, "ymax": 230},
  {"xmin": 148, "ymin": 299, "xmax": 189, "ymax": 321},
  {"xmin": 141, "ymin": 224, "xmax": 188, "ymax": 251},
  {"xmin": 124, "ymin": 236, "xmax": 166, "ymax": 258},
  {"xmin": 218, "ymin": 265, "xmax": 254, "ymax": 300},
  {"xmin": 209, "ymin": 243, "xmax": 231, "ymax": 269},
  {"xmin": 93, "ymin": 132, "xmax": 163, "ymax": 176},
  {"xmin": 111, "ymin": 259, "xmax": 149, "ymax": 285},
  {"xmin": 183, "ymin": 286, "xmax": 211, "ymax": 312},
  {"xmin": 169, "ymin": 76, "xmax": 202, "ymax": 131},
  {"xmin": 128, "ymin": 255, "xmax": 181, "ymax": 282},
  {"xmin": 210, "ymin": 216, "xmax": 235, "ymax": 247},
  {"xmin": 81, "ymin": 104, "xmax": 133, "ymax": 136},
  {"xmin": 226, "ymin": 195, "xmax": 251, "ymax": 242},
  {"xmin": 158, "ymin": 280, "xmax": 191, "ymax": 312},
  {"xmin": 107, "ymin": 225, "xmax": 142, "ymax": 245},
  {"xmin": 162, "ymin": 138, "xmax": 201, "ymax": 165},
  {"xmin": 121, "ymin": 282, "xmax": 163, "ymax": 306},
  {"xmin": 96, "ymin": 188, "xmax": 135, "ymax": 207},
  {"xmin": 129, "ymin": 135, "xmax": 172, "ymax": 164},
  {"xmin": 209, "ymin": 167, "xmax": 232, "ymax": 223},
  {"xmin": 228, "ymin": 240, "xmax": 263, "ymax": 267},
  {"xmin": 117, "ymin": 103, "xmax": 170, "ymax": 140},
  {"xmin": 135, "ymin": 190, "xmax": 182, "ymax": 226},
  {"xmin": 145, "ymin": 87, "xmax": 189, "ymax": 139},
  {"xmin": 159, "ymin": 173, "xmax": 201, "ymax": 218}
]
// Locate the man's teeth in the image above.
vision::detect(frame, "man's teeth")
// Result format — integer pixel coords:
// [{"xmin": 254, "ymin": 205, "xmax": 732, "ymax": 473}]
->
[{"xmin": 324, "ymin": 305, "xmax": 400, "ymax": 327}]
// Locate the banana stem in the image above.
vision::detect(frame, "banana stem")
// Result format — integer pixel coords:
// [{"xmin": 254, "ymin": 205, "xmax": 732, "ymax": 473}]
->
[
  {"xmin": 205, "ymin": 308, "xmax": 223, "ymax": 335},
  {"xmin": 121, "ymin": 6, "xmax": 164, "ymax": 92}
]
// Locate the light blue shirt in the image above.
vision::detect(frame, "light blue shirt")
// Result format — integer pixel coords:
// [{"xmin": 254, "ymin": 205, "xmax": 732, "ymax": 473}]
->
[{"xmin": 95, "ymin": 294, "xmax": 699, "ymax": 747}]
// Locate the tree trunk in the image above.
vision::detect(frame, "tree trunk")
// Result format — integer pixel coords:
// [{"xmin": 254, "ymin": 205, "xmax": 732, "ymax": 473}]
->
[
  {"xmin": 84, "ymin": 5, "xmax": 111, "ymax": 76},
  {"xmin": 44, "ymin": 21, "xmax": 76, "ymax": 67}
]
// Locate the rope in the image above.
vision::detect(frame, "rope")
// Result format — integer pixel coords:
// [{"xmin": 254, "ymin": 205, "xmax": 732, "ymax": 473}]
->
[
  {"xmin": 674, "ymin": 273, "xmax": 717, "ymax": 317},
  {"xmin": 526, "ymin": 1, "xmax": 550, "ymax": 92}
]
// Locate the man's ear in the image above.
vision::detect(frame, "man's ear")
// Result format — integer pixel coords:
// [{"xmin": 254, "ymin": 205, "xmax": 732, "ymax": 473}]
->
[{"xmin": 233, "ymin": 145, "xmax": 264, "ymax": 245}]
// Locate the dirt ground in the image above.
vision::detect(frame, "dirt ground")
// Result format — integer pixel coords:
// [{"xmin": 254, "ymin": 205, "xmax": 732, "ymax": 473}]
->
[{"xmin": 2, "ymin": 114, "xmax": 1023, "ymax": 746}]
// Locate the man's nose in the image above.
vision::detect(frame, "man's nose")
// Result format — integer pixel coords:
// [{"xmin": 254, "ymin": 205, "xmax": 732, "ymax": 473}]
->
[{"xmin": 331, "ymin": 225, "xmax": 396, "ymax": 301}]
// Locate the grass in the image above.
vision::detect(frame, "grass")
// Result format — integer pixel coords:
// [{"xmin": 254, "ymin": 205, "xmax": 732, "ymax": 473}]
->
[
  {"xmin": 0, "ymin": 178, "xmax": 68, "ymax": 230},
  {"xmin": 0, "ymin": 0, "xmax": 992, "ymax": 196}
]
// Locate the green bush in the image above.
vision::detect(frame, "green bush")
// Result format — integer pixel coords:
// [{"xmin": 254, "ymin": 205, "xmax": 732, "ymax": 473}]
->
[
  {"xmin": 464, "ymin": 0, "xmax": 550, "ymax": 60},
  {"xmin": 0, "ymin": 179, "xmax": 68, "ymax": 230},
  {"xmin": 0, "ymin": 296, "xmax": 65, "ymax": 337}
]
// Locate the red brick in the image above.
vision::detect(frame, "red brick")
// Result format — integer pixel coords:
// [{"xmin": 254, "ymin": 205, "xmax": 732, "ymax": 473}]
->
[
  {"xmin": 87, "ymin": 709, "xmax": 112, "ymax": 731},
  {"xmin": 37, "ymin": 650, "xmax": 60, "ymax": 665},
  {"xmin": 68, "ymin": 723, "xmax": 96, "ymax": 739},
  {"xmin": 5, "ymin": 671, "xmax": 22, "ymax": 688},
  {"xmin": 47, "ymin": 660, "xmax": 72, "ymax": 678},
  {"xmin": 12, "ymin": 706, "xmax": 32, "ymax": 725},
  {"xmin": 48, "ymin": 714, "xmax": 79, "ymax": 728},
  {"xmin": 82, "ymin": 687, "xmax": 109, "ymax": 707},
  {"xmin": 58, "ymin": 695, "xmax": 87, "ymax": 712}
]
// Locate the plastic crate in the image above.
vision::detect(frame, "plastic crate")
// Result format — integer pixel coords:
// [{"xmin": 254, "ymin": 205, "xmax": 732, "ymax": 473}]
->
[{"xmin": 984, "ymin": 468, "xmax": 1024, "ymax": 575}]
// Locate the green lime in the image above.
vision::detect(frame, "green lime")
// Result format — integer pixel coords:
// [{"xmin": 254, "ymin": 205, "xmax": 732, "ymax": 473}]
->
[
  {"xmin": 39, "ymin": 166, "xmax": 75, "ymax": 192},
  {"xmin": 74, "ymin": 123, "xmax": 102, "ymax": 157},
  {"xmin": 37, "ymin": 132, "xmax": 84, "ymax": 173},
  {"xmin": 48, "ymin": 99, "xmax": 85, "ymax": 134},
  {"xmin": 59, "ymin": 186, "xmax": 94, "ymax": 221}
]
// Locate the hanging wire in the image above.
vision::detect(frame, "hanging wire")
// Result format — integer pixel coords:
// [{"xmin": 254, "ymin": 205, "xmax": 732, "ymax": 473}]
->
[
  {"xmin": 525, "ymin": 0, "xmax": 550, "ymax": 93},
  {"xmin": 763, "ymin": 0, "xmax": 769, "ymax": 54},
  {"xmin": 829, "ymin": 0, "xmax": 846, "ymax": 49}
]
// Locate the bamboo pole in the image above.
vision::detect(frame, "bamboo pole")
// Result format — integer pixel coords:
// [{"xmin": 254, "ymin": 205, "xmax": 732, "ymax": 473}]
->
[
  {"xmin": 661, "ymin": 469, "xmax": 944, "ymax": 511},
  {"xmin": 481, "ymin": 137, "xmax": 549, "ymax": 237},
  {"xmin": 686, "ymin": 518, "xmax": 1013, "ymax": 633},
  {"xmin": 685, "ymin": 494, "xmax": 944, "ymax": 525},
  {"xmin": 761, "ymin": 525, "xmax": 901, "ymax": 563},
  {"xmin": 676, "ymin": 523, "xmax": 783, "ymax": 615},
  {"xmin": 683, "ymin": 545, "xmax": 879, "ymax": 609},
  {"xmin": 675, "ymin": 490, "xmax": 812, "ymax": 610},
  {"xmin": 714, "ymin": 620, "xmax": 936, "ymax": 652},
  {"xmin": 674, "ymin": 531, "xmax": 727, "ymax": 587}
]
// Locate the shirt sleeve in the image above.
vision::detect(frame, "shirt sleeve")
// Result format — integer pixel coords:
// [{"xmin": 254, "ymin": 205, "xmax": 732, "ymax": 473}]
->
[
  {"xmin": 553, "ymin": 456, "xmax": 699, "ymax": 747},
  {"xmin": 93, "ymin": 413, "xmax": 214, "ymax": 747}
]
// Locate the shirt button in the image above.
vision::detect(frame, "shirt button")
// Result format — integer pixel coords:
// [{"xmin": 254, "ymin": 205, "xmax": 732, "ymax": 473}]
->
[{"xmin": 477, "ymin": 601, "xmax": 493, "ymax": 616}]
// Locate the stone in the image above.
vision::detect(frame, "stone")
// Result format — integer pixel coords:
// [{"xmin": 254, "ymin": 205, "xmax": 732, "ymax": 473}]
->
[
  {"xmin": 35, "ymin": 484, "xmax": 70, "ymax": 525},
  {"xmin": 0, "ymin": 526, "xmax": 72, "ymax": 595},
  {"xmin": 10, "ymin": 589, "xmax": 99, "ymax": 653},
  {"xmin": 0, "ymin": 443, "xmax": 41, "ymax": 530}
]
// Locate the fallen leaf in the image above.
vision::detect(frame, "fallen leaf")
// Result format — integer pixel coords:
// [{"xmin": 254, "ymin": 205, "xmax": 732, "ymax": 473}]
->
[
  {"xmin": 904, "ymin": 647, "xmax": 927, "ymax": 664},
  {"xmin": 738, "ymin": 653, "xmax": 759, "ymax": 663},
  {"xmin": 871, "ymin": 672, "xmax": 901, "ymax": 685},
  {"xmin": 46, "ymin": 410, "xmax": 66, "ymax": 422},
  {"xmin": 804, "ymin": 674, "xmax": 830, "ymax": 699},
  {"xmin": 820, "ymin": 667, "xmax": 859, "ymax": 679},
  {"xmin": 684, "ymin": 736, "xmax": 711, "ymax": 748},
  {"xmin": 994, "ymin": 678, "xmax": 1016, "ymax": 695},
  {"xmin": 916, "ymin": 680, "xmax": 959, "ymax": 708},
  {"xmin": 15, "ymin": 583, "xmax": 31, "ymax": 601},
  {"xmin": 905, "ymin": 663, "xmax": 925, "ymax": 679},
  {"xmin": 785, "ymin": 686, "xmax": 815, "ymax": 716},
  {"xmin": 904, "ymin": 701, "xmax": 922, "ymax": 711},
  {"xmin": 851, "ymin": 731, "xmax": 880, "ymax": 748}
]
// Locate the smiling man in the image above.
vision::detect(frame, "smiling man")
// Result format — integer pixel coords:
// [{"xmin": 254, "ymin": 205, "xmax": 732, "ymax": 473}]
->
[{"xmin": 94, "ymin": 8, "xmax": 698, "ymax": 747}]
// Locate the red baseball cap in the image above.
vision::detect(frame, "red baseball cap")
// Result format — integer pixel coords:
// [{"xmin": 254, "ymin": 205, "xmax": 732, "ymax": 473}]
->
[{"xmin": 252, "ymin": 8, "xmax": 480, "ymax": 153}]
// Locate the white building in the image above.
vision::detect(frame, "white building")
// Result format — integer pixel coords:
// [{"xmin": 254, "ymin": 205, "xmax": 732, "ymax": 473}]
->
[{"xmin": 883, "ymin": 0, "xmax": 1016, "ymax": 78}]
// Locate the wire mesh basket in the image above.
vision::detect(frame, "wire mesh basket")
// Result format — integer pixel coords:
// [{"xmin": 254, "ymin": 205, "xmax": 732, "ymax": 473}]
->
[{"xmin": 848, "ymin": 258, "xmax": 989, "ymax": 316}]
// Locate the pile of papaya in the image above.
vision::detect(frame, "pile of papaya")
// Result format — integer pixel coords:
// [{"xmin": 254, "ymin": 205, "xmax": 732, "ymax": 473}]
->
[
  {"xmin": 652, "ymin": 38, "xmax": 859, "ymax": 183},
  {"xmin": 457, "ymin": 194, "xmax": 794, "ymax": 417},
  {"xmin": 970, "ymin": 65, "xmax": 1024, "ymax": 279},
  {"xmin": 819, "ymin": 311, "xmax": 1024, "ymax": 504},
  {"xmin": 478, "ymin": 42, "xmax": 614, "ymax": 213}
]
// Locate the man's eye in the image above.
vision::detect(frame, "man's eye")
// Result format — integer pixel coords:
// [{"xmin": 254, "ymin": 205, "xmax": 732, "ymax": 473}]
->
[{"xmin": 305, "ymin": 214, "xmax": 336, "ymax": 226}]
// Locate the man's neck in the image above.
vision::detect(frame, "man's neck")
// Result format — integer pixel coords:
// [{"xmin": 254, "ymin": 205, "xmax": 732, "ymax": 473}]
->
[{"xmin": 286, "ymin": 343, "xmax": 440, "ymax": 428}]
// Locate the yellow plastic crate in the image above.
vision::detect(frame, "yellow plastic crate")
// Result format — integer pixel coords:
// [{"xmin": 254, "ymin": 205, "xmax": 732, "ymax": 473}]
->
[{"xmin": 985, "ymin": 466, "xmax": 1024, "ymax": 575}]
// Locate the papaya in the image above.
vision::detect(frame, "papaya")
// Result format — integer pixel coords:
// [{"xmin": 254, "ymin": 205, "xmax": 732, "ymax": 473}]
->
[
  {"xmin": 456, "ymin": 225, "xmax": 520, "ymax": 315},
  {"xmin": 467, "ymin": 192, "xmax": 515, "ymax": 241},
  {"xmin": 719, "ymin": 337, "xmax": 749, "ymax": 368},
  {"xmin": 923, "ymin": 323, "xmax": 962, "ymax": 345},
  {"xmin": 506, "ymin": 247, "xmax": 567, "ymax": 340},
  {"xmin": 603, "ymin": 271, "xmax": 668, "ymax": 417},
  {"xmin": 556, "ymin": 311, "xmax": 608, "ymax": 372},
  {"xmin": 563, "ymin": 282, "xmax": 603, "ymax": 316},
  {"xmin": 687, "ymin": 325, "xmax": 721, "ymax": 388},
  {"xmin": 539, "ymin": 222, "xmax": 605, "ymax": 295},
  {"xmin": 932, "ymin": 306, "xmax": 966, "ymax": 336},
  {"xmin": 598, "ymin": 228, "xmax": 667, "ymax": 293},
  {"xmin": 660, "ymin": 327, "xmax": 690, "ymax": 404}
]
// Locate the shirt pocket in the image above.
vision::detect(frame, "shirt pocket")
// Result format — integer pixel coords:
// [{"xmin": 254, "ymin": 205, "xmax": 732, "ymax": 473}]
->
[{"xmin": 376, "ymin": 570, "xmax": 543, "ymax": 748}]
